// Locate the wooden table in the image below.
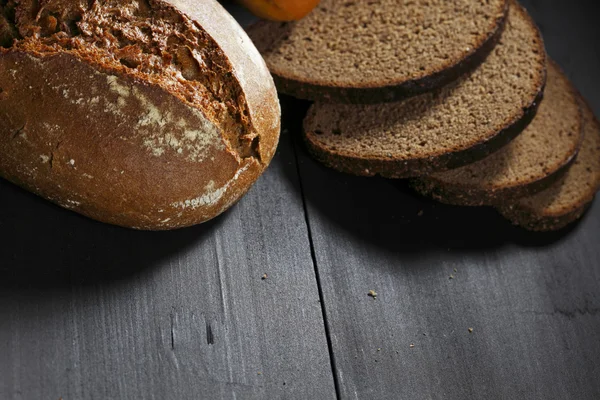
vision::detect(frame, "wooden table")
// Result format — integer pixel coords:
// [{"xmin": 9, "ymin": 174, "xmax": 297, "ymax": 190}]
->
[{"xmin": 2, "ymin": 1, "xmax": 599, "ymax": 399}]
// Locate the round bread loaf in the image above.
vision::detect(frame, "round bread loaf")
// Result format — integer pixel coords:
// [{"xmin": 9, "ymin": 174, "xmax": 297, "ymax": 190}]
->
[
  {"xmin": 248, "ymin": 0, "xmax": 508, "ymax": 103},
  {"xmin": 0, "ymin": 0, "xmax": 280, "ymax": 230}
]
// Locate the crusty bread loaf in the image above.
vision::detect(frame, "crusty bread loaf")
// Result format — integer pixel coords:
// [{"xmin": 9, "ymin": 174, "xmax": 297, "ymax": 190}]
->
[
  {"xmin": 498, "ymin": 98, "xmax": 600, "ymax": 231},
  {"xmin": 248, "ymin": 0, "xmax": 508, "ymax": 103},
  {"xmin": 303, "ymin": 1, "xmax": 546, "ymax": 178},
  {"xmin": 0, "ymin": 0, "xmax": 280, "ymax": 230},
  {"xmin": 412, "ymin": 61, "xmax": 582, "ymax": 206}
]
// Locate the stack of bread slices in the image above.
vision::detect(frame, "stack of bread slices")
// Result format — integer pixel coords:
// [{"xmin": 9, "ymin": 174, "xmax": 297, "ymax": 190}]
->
[{"xmin": 248, "ymin": 0, "xmax": 600, "ymax": 231}]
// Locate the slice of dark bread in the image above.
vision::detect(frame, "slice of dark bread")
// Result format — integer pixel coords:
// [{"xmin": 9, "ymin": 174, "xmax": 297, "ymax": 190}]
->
[
  {"xmin": 498, "ymin": 98, "xmax": 600, "ymax": 231},
  {"xmin": 248, "ymin": 0, "xmax": 508, "ymax": 103},
  {"xmin": 413, "ymin": 61, "xmax": 582, "ymax": 206},
  {"xmin": 303, "ymin": 2, "xmax": 546, "ymax": 178}
]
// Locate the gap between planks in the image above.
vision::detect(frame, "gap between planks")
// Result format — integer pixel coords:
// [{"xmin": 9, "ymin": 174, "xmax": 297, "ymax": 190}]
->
[{"xmin": 290, "ymin": 129, "xmax": 343, "ymax": 400}]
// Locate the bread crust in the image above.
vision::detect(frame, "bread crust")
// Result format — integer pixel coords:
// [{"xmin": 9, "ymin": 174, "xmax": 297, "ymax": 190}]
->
[
  {"xmin": 170, "ymin": 0, "xmax": 280, "ymax": 161},
  {"xmin": 304, "ymin": 86, "xmax": 544, "ymax": 179},
  {"xmin": 498, "ymin": 201, "xmax": 593, "ymax": 232},
  {"xmin": 0, "ymin": 0, "xmax": 280, "ymax": 230},
  {"xmin": 409, "ymin": 155, "xmax": 577, "ymax": 207},
  {"xmin": 249, "ymin": 0, "xmax": 508, "ymax": 104}
]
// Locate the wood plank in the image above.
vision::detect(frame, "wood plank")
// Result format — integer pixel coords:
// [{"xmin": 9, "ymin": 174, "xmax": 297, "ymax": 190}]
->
[
  {"xmin": 296, "ymin": 0, "xmax": 600, "ymax": 398},
  {"xmin": 0, "ymin": 130, "xmax": 336, "ymax": 398}
]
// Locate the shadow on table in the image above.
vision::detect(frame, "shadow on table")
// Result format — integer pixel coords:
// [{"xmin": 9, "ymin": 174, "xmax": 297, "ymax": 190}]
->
[
  {"xmin": 281, "ymin": 96, "xmax": 581, "ymax": 255},
  {"xmin": 0, "ymin": 181, "xmax": 220, "ymax": 290}
]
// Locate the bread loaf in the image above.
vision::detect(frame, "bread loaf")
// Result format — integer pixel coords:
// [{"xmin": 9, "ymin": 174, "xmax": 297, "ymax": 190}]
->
[{"xmin": 0, "ymin": 0, "xmax": 280, "ymax": 230}]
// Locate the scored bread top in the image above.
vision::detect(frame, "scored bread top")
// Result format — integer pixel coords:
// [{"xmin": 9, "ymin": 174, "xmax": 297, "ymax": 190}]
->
[
  {"xmin": 415, "ymin": 61, "xmax": 583, "ymax": 206},
  {"xmin": 248, "ymin": 0, "xmax": 508, "ymax": 103},
  {"xmin": 498, "ymin": 98, "xmax": 600, "ymax": 230},
  {"xmin": 4, "ymin": 0, "xmax": 278, "ymax": 163},
  {"xmin": 303, "ymin": 1, "xmax": 546, "ymax": 178}
]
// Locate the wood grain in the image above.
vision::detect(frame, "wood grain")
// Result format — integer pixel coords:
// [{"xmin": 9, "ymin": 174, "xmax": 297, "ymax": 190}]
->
[
  {"xmin": 294, "ymin": 0, "xmax": 600, "ymax": 398},
  {"xmin": 0, "ymin": 129, "xmax": 336, "ymax": 399}
]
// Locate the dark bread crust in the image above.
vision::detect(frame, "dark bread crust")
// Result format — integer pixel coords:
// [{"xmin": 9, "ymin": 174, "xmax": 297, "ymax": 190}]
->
[
  {"xmin": 499, "ymin": 201, "xmax": 593, "ymax": 232},
  {"xmin": 409, "ymin": 155, "xmax": 577, "ymax": 207},
  {"xmin": 0, "ymin": 0, "xmax": 280, "ymax": 230},
  {"xmin": 303, "ymin": 78, "xmax": 545, "ymax": 179},
  {"xmin": 248, "ymin": 1, "xmax": 508, "ymax": 104}
]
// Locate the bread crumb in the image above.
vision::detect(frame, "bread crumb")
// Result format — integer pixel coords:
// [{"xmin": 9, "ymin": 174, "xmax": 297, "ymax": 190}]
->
[
  {"xmin": 409, "ymin": 344, "xmax": 414, "ymax": 348},
  {"xmin": 449, "ymin": 275, "xmax": 454, "ymax": 279},
  {"xmin": 257, "ymin": 372, "xmax": 262, "ymax": 375},
  {"xmin": 377, "ymin": 348, "xmax": 381, "ymax": 352},
  {"xmin": 261, "ymin": 273, "xmax": 268, "ymax": 280},
  {"xmin": 368, "ymin": 290, "xmax": 377, "ymax": 299},
  {"xmin": 453, "ymin": 268, "xmax": 457, "ymax": 272},
  {"xmin": 468, "ymin": 328, "xmax": 473, "ymax": 333}
]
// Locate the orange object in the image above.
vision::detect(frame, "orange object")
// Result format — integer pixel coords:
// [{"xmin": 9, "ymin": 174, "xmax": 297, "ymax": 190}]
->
[{"xmin": 238, "ymin": 0, "xmax": 320, "ymax": 21}]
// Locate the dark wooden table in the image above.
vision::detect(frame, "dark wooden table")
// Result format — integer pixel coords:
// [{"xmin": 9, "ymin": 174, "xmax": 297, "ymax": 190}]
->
[{"xmin": 2, "ymin": 1, "xmax": 599, "ymax": 399}]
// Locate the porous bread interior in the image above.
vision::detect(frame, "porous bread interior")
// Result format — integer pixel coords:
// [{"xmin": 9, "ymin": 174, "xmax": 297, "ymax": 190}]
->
[
  {"xmin": 430, "ymin": 61, "xmax": 581, "ymax": 189},
  {"xmin": 0, "ymin": 0, "xmax": 259, "ymax": 160},
  {"xmin": 305, "ymin": 3, "xmax": 544, "ymax": 161},
  {"xmin": 511, "ymin": 103, "xmax": 600, "ymax": 216},
  {"xmin": 252, "ymin": 0, "xmax": 506, "ymax": 87}
]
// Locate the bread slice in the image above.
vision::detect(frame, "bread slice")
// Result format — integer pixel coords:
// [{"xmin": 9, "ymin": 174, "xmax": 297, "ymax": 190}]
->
[
  {"xmin": 303, "ymin": 2, "xmax": 546, "ymax": 178},
  {"xmin": 0, "ymin": 0, "xmax": 280, "ymax": 230},
  {"xmin": 248, "ymin": 0, "xmax": 508, "ymax": 103},
  {"xmin": 498, "ymin": 99, "xmax": 600, "ymax": 231},
  {"xmin": 413, "ymin": 61, "xmax": 582, "ymax": 206}
]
